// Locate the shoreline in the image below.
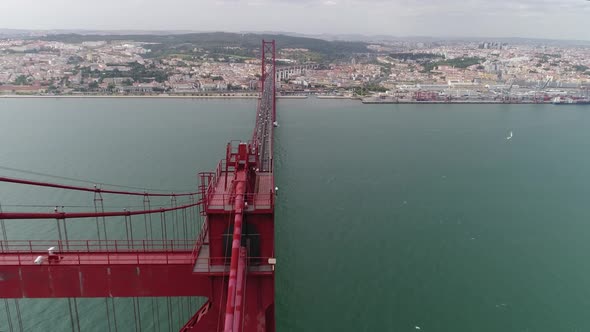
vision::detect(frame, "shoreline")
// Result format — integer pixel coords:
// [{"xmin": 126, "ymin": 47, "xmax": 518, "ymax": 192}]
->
[
  {"xmin": 0, "ymin": 95, "xmax": 259, "ymax": 99},
  {"xmin": 315, "ymin": 96, "xmax": 355, "ymax": 99},
  {"xmin": 1, "ymin": 95, "xmax": 584, "ymax": 105},
  {"xmin": 0, "ymin": 95, "xmax": 310, "ymax": 100},
  {"xmin": 361, "ymin": 100, "xmax": 554, "ymax": 105}
]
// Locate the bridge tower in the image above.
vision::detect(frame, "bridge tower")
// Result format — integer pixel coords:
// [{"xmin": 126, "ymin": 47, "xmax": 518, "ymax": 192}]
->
[{"xmin": 0, "ymin": 40, "xmax": 277, "ymax": 332}]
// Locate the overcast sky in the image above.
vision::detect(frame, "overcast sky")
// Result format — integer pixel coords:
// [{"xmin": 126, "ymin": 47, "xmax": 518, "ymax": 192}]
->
[{"xmin": 1, "ymin": 0, "xmax": 589, "ymax": 40}]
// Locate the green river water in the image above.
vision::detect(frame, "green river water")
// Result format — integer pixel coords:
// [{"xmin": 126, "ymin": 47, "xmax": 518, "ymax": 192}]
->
[{"xmin": 1, "ymin": 98, "xmax": 590, "ymax": 331}]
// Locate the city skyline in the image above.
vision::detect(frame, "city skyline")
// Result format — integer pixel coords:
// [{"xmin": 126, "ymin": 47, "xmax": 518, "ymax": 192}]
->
[{"xmin": 1, "ymin": 0, "xmax": 589, "ymax": 41}]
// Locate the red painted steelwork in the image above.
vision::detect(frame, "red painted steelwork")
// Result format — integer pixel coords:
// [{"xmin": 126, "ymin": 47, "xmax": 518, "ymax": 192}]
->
[
  {"xmin": 223, "ymin": 144, "xmax": 249, "ymax": 332},
  {"xmin": 0, "ymin": 176, "xmax": 199, "ymax": 197},
  {"xmin": 0, "ymin": 239, "xmax": 272, "ymax": 298},
  {"xmin": 0, "ymin": 39, "xmax": 277, "ymax": 332},
  {"xmin": 180, "ymin": 271, "xmax": 274, "ymax": 332},
  {"xmin": 180, "ymin": 300, "xmax": 218, "ymax": 331},
  {"xmin": 232, "ymin": 247, "xmax": 247, "ymax": 332},
  {"xmin": 0, "ymin": 263, "xmax": 212, "ymax": 298},
  {"xmin": 0, "ymin": 201, "xmax": 200, "ymax": 220}
]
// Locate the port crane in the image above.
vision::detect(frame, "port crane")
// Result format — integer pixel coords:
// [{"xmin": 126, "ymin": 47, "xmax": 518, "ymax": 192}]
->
[
  {"xmin": 534, "ymin": 77, "xmax": 553, "ymax": 103},
  {"xmin": 502, "ymin": 80, "xmax": 515, "ymax": 103}
]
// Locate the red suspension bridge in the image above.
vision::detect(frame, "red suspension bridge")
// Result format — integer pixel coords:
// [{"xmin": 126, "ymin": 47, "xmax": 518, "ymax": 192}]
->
[{"xmin": 0, "ymin": 40, "xmax": 277, "ymax": 332}]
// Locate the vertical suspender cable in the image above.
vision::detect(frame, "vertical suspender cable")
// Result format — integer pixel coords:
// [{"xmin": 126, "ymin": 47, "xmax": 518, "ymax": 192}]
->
[
  {"xmin": 111, "ymin": 298, "xmax": 119, "ymax": 332},
  {"xmin": 104, "ymin": 298, "xmax": 113, "ymax": 332},
  {"xmin": 144, "ymin": 196, "xmax": 153, "ymax": 240},
  {"xmin": 195, "ymin": 194, "xmax": 199, "ymax": 239},
  {"xmin": 150, "ymin": 297, "xmax": 157, "ymax": 332},
  {"xmin": 186, "ymin": 297, "xmax": 191, "ymax": 324},
  {"xmin": 144, "ymin": 195, "xmax": 155, "ymax": 329},
  {"xmin": 182, "ymin": 297, "xmax": 187, "ymax": 325},
  {"xmin": 56, "ymin": 213, "xmax": 63, "ymax": 251},
  {"xmin": 0, "ymin": 202, "xmax": 9, "ymax": 300},
  {"xmin": 148, "ymin": 203, "xmax": 153, "ymax": 240},
  {"xmin": 93, "ymin": 191, "xmax": 102, "ymax": 249},
  {"xmin": 4, "ymin": 298, "xmax": 14, "ymax": 332},
  {"xmin": 124, "ymin": 213, "xmax": 130, "ymax": 248},
  {"xmin": 161, "ymin": 213, "xmax": 167, "ymax": 250},
  {"xmin": 14, "ymin": 299, "xmax": 23, "ymax": 332},
  {"xmin": 187, "ymin": 297, "xmax": 192, "ymax": 319},
  {"xmin": 191, "ymin": 195, "xmax": 196, "ymax": 239},
  {"xmin": 136, "ymin": 297, "xmax": 142, "ymax": 332},
  {"xmin": 132, "ymin": 297, "xmax": 139, "ymax": 332},
  {"xmin": 62, "ymin": 209, "xmax": 70, "ymax": 250},
  {"xmin": 190, "ymin": 298, "xmax": 194, "ymax": 322},
  {"xmin": 171, "ymin": 196, "xmax": 178, "ymax": 240},
  {"xmin": 0, "ymin": 202, "xmax": 8, "ymax": 242},
  {"xmin": 182, "ymin": 208, "xmax": 188, "ymax": 243},
  {"xmin": 176, "ymin": 297, "xmax": 182, "ymax": 329},
  {"xmin": 186, "ymin": 297, "xmax": 191, "ymax": 325},
  {"xmin": 128, "ymin": 214, "xmax": 134, "ymax": 247},
  {"xmin": 98, "ymin": 189, "xmax": 111, "ymax": 332},
  {"xmin": 73, "ymin": 298, "xmax": 81, "ymax": 332},
  {"xmin": 155, "ymin": 298, "xmax": 161, "ymax": 332},
  {"xmin": 166, "ymin": 297, "xmax": 173, "ymax": 332},
  {"xmin": 67, "ymin": 298, "xmax": 76, "ymax": 332},
  {"xmin": 175, "ymin": 196, "xmax": 179, "ymax": 241},
  {"xmin": 147, "ymin": 177, "xmax": 156, "ymax": 332},
  {"xmin": 98, "ymin": 193, "xmax": 108, "ymax": 242},
  {"xmin": 142, "ymin": 195, "xmax": 149, "ymax": 240},
  {"xmin": 187, "ymin": 196, "xmax": 192, "ymax": 240}
]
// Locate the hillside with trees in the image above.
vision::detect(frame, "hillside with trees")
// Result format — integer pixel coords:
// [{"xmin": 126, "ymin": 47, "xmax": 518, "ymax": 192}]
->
[{"xmin": 40, "ymin": 32, "xmax": 370, "ymax": 62}]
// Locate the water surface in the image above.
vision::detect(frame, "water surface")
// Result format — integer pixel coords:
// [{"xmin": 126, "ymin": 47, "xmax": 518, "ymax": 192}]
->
[{"xmin": 1, "ymin": 98, "xmax": 590, "ymax": 331}]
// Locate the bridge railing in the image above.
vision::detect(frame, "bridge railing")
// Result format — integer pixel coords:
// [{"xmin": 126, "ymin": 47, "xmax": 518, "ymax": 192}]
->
[
  {"xmin": 190, "ymin": 219, "xmax": 210, "ymax": 261},
  {"xmin": 0, "ymin": 240, "xmax": 197, "ymax": 266},
  {"xmin": 199, "ymin": 159, "xmax": 227, "ymax": 205},
  {"xmin": 0, "ymin": 239, "xmax": 195, "ymax": 254},
  {"xmin": 205, "ymin": 193, "xmax": 273, "ymax": 211}
]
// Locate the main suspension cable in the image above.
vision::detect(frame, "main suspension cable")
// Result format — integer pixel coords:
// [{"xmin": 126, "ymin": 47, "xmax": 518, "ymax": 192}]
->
[
  {"xmin": 0, "ymin": 176, "xmax": 198, "ymax": 197},
  {"xmin": 0, "ymin": 201, "xmax": 201, "ymax": 220},
  {"xmin": 0, "ymin": 165, "xmax": 195, "ymax": 193}
]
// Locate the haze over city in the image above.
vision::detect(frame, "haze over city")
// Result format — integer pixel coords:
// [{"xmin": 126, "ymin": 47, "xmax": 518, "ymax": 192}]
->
[{"xmin": 1, "ymin": 0, "xmax": 590, "ymax": 41}]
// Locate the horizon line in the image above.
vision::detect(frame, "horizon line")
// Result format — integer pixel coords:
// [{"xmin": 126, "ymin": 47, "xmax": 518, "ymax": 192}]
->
[{"xmin": 1, "ymin": 28, "xmax": 589, "ymax": 43}]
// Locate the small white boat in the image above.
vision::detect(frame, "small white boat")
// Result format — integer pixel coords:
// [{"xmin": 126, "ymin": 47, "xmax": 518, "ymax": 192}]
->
[{"xmin": 506, "ymin": 131, "xmax": 513, "ymax": 140}]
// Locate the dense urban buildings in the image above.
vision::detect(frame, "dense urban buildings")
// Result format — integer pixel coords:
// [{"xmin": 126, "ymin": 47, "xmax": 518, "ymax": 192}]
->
[{"xmin": 0, "ymin": 33, "xmax": 589, "ymax": 102}]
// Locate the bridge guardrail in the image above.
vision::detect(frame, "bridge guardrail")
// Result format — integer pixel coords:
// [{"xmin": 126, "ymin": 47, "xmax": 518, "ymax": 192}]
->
[
  {"xmin": 0, "ymin": 239, "xmax": 195, "ymax": 253},
  {"xmin": 190, "ymin": 220, "xmax": 209, "ymax": 261},
  {"xmin": 0, "ymin": 239, "xmax": 198, "ymax": 266},
  {"xmin": 206, "ymin": 193, "xmax": 273, "ymax": 211}
]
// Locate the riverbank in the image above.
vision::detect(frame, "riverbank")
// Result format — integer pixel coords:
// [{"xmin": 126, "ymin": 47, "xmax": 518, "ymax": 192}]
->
[
  {"xmin": 315, "ymin": 95, "xmax": 356, "ymax": 99},
  {"xmin": 0, "ymin": 94, "xmax": 312, "ymax": 100},
  {"xmin": 0, "ymin": 94, "xmax": 259, "ymax": 99},
  {"xmin": 1, "ymin": 94, "xmax": 579, "ymax": 105},
  {"xmin": 362, "ymin": 99, "xmax": 553, "ymax": 105}
]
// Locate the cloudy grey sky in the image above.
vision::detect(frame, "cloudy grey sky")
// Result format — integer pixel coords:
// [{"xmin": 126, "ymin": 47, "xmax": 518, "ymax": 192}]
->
[{"xmin": 1, "ymin": 0, "xmax": 589, "ymax": 40}]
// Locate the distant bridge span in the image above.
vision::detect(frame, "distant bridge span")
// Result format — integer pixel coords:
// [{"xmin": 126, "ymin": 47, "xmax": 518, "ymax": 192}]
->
[{"xmin": 275, "ymin": 64, "xmax": 319, "ymax": 81}]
